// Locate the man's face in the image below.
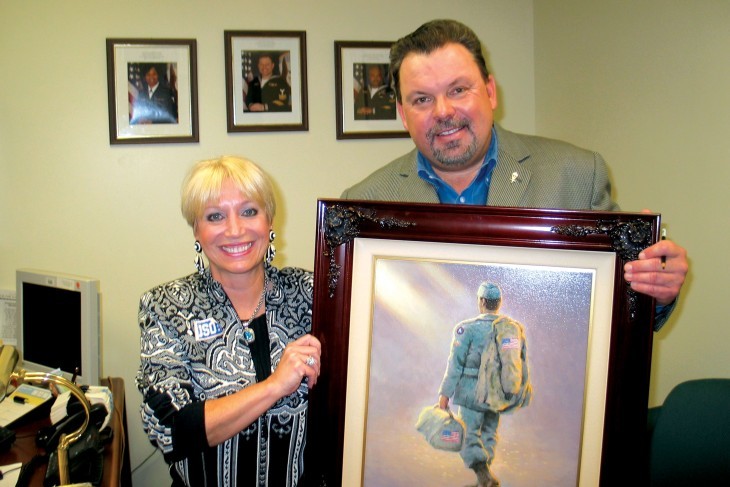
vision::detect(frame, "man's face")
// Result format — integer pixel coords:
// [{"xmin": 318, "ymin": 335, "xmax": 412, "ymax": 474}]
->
[
  {"xmin": 368, "ymin": 66, "xmax": 384, "ymax": 88},
  {"xmin": 145, "ymin": 67, "xmax": 159, "ymax": 88},
  {"xmin": 258, "ymin": 56, "xmax": 275, "ymax": 78},
  {"xmin": 396, "ymin": 43, "xmax": 498, "ymax": 172}
]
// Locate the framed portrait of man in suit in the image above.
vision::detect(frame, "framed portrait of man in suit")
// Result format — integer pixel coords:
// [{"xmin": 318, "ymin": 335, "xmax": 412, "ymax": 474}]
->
[
  {"xmin": 307, "ymin": 199, "xmax": 661, "ymax": 487},
  {"xmin": 106, "ymin": 39, "xmax": 198, "ymax": 144}
]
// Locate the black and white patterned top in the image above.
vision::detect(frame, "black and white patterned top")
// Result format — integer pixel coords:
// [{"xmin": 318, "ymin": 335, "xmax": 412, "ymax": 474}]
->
[{"xmin": 136, "ymin": 264, "xmax": 313, "ymax": 487}]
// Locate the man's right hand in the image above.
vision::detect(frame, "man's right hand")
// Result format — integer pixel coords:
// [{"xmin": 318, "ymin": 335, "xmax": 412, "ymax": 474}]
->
[{"xmin": 438, "ymin": 395, "xmax": 449, "ymax": 410}]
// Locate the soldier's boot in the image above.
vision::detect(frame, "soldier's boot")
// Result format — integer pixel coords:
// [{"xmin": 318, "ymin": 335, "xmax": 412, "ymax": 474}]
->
[{"xmin": 473, "ymin": 463, "xmax": 500, "ymax": 487}]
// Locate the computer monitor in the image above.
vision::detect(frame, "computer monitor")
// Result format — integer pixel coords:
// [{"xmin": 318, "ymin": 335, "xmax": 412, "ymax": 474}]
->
[{"xmin": 15, "ymin": 269, "xmax": 101, "ymax": 385}]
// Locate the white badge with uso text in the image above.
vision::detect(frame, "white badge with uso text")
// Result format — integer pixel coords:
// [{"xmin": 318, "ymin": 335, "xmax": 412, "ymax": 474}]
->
[{"xmin": 193, "ymin": 318, "xmax": 224, "ymax": 341}]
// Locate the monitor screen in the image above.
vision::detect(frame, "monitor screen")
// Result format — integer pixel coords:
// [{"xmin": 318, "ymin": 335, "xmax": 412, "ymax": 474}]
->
[{"xmin": 16, "ymin": 269, "xmax": 101, "ymax": 385}]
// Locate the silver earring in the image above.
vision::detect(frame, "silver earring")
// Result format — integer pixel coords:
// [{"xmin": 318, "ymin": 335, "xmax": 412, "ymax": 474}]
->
[
  {"xmin": 265, "ymin": 230, "xmax": 276, "ymax": 264},
  {"xmin": 194, "ymin": 240, "xmax": 205, "ymax": 275}
]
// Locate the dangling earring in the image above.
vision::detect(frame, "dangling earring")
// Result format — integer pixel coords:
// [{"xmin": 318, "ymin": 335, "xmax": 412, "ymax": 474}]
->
[
  {"xmin": 265, "ymin": 230, "xmax": 276, "ymax": 264},
  {"xmin": 194, "ymin": 240, "xmax": 205, "ymax": 275}
]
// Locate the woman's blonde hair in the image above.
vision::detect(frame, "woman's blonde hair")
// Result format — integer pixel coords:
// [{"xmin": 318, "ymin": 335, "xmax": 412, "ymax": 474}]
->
[{"xmin": 180, "ymin": 156, "xmax": 276, "ymax": 228}]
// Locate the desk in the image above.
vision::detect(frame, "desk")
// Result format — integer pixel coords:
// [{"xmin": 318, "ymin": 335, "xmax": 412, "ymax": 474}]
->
[{"xmin": 0, "ymin": 377, "xmax": 132, "ymax": 486}]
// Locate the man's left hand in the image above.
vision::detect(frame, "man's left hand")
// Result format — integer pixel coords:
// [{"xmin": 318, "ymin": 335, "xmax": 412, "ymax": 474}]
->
[{"xmin": 623, "ymin": 238, "xmax": 688, "ymax": 306}]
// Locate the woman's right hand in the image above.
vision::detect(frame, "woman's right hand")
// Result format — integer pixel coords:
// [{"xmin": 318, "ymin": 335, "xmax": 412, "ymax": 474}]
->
[
  {"xmin": 204, "ymin": 333, "xmax": 322, "ymax": 446},
  {"xmin": 269, "ymin": 334, "xmax": 322, "ymax": 396}
]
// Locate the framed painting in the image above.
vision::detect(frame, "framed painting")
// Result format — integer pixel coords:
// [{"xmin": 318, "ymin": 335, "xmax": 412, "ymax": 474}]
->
[
  {"xmin": 106, "ymin": 38, "xmax": 198, "ymax": 144},
  {"xmin": 334, "ymin": 41, "xmax": 408, "ymax": 139},
  {"xmin": 307, "ymin": 200, "xmax": 661, "ymax": 487},
  {"xmin": 224, "ymin": 30, "xmax": 308, "ymax": 132}
]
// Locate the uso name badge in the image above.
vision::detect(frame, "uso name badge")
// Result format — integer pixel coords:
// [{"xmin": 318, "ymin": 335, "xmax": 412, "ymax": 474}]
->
[{"xmin": 193, "ymin": 318, "xmax": 224, "ymax": 341}]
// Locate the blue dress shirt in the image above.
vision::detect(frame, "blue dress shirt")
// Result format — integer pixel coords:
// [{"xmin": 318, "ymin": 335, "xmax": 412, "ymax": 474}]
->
[{"xmin": 417, "ymin": 127, "xmax": 499, "ymax": 205}]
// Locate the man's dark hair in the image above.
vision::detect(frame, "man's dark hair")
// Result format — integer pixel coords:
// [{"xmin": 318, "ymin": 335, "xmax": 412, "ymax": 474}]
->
[
  {"xmin": 141, "ymin": 64, "xmax": 166, "ymax": 87},
  {"xmin": 480, "ymin": 297, "xmax": 501, "ymax": 312},
  {"xmin": 389, "ymin": 19, "xmax": 490, "ymax": 102}
]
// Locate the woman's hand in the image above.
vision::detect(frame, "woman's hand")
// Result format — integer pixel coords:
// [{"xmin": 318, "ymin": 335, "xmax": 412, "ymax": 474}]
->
[
  {"xmin": 269, "ymin": 334, "xmax": 322, "ymax": 396},
  {"xmin": 205, "ymin": 333, "xmax": 322, "ymax": 446}
]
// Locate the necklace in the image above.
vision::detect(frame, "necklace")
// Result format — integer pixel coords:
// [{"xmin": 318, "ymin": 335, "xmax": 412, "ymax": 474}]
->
[{"xmin": 241, "ymin": 274, "xmax": 267, "ymax": 345}]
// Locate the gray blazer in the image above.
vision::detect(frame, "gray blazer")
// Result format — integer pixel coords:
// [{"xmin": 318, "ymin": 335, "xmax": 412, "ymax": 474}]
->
[
  {"xmin": 341, "ymin": 124, "xmax": 619, "ymax": 211},
  {"xmin": 340, "ymin": 125, "xmax": 676, "ymax": 330}
]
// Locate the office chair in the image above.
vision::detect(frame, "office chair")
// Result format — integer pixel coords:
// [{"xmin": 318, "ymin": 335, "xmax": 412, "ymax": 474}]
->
[{"xmin": 648, "ymin": 378, "xmax": 730, "ymax": 486}]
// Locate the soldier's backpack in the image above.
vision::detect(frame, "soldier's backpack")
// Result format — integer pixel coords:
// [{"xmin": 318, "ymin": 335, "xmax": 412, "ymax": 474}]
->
[{"xmin": 474, "ymin": 315, "xmax": 532, "ymax": 412}]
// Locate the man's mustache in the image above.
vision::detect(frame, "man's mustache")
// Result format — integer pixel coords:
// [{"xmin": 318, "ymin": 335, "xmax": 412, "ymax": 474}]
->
[{"xmin": 427, "ymin": 118, "xmax": 470, "ymax": 139}]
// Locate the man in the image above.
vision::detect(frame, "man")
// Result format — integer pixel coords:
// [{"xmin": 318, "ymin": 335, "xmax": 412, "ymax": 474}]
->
[
  {"xmin": 245, "ymin": 53, "xmax": 292, "ymax": 112},
  {"xmin": 131, "ymin": 64, "xmax": 177, "ymax": 124},
  {"xmin": 354, "ymin": 64, "xmax": 397, "ymax": 120},
  {"xmin": 439, "ymin": 282, "xmax": 531, "ymax": 487},
  {"xmin": 341, "ymin": 19, "xmax": 687, "ymax": 329}
]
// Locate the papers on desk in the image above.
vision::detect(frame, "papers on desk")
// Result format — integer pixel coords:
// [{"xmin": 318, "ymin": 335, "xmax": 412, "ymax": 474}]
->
[
  {"xmin": 0, "ymin": 383, "xmax": 53, "ymax": 427},
  {"xmin": 0, "ymin": 462, "xmax": 22, "ymax": 485}
]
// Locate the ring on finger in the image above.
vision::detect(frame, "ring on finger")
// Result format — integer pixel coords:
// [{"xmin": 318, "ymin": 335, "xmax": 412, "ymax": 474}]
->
[{"xmin": 306, "ymin": 355, "xmax": 316, "ymax": 367}]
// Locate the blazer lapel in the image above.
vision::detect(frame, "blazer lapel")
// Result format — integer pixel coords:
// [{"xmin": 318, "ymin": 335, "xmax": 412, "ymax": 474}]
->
[
  {"xmin": 395, "ymin": 150, "xmax": 440, "ymax": 203},
  {"xmin": 487, "ymin": 125, "xmax": 532, "ymax": 207}
]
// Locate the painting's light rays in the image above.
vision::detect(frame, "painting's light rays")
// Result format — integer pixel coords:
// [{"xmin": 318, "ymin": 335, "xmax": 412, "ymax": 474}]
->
[
  {"xmin": 373, "ymin": 260, "xmax": 467, "ymax": 336},
  {"xmin": 373, "ymin": 260, "xmax": 429, "ymax": 330}
]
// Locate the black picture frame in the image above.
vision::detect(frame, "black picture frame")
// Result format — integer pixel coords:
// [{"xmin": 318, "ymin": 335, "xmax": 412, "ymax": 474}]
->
[
  {"xmin": 334, "ymin": 41, "xmax": 408, "ymax": 140},
  {"xmin": 224, "ymin": 30, "xmax": 308, "ymax": 132},
  {"xmin": 106, "ymin": 38, "xmax": 198, "ymax": 144}
]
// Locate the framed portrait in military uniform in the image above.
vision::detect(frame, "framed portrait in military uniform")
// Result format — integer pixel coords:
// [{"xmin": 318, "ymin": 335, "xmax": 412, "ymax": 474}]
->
[
  {"xmin": 334, "ymin": 41, "xmax": 409, "ymax": 140},
  {"xmin": 308, "ymin": 200, "xmax": 661, "ymax": 486},
  {"xmin": 224, "ymin": 30, "xmax": 308, "ymax": 132},
  {"xmin": 106, "ymin": 38, "xmax": 199, "ymax": 144}
]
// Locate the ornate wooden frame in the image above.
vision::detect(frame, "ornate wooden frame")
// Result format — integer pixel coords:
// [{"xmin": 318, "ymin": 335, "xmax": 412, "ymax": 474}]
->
[{"xmin": 308, "ymin": 199, "xmax": 660, "ymax": 486}]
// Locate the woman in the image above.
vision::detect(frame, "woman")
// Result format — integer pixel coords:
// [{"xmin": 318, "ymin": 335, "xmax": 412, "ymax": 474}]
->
[{"xmin": 136, "ymin": 156, "xmax": 321, "ymax": 486}]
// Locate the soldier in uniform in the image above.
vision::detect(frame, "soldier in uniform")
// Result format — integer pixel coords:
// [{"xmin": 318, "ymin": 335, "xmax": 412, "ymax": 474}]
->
[
  {"xmin": 354, "ymin": 64, "xmax": 396, "ymax": 120},
  {"xmin": 438, "ymin": 282, "xmax": 532, "ymax": 487},
  {"xmin": 131, "ymin": 64, "xmax": 178, "ymax": 124},
  {"xmin": 245, "ymin": 53, "xmax": 292, "ymax": 112}
]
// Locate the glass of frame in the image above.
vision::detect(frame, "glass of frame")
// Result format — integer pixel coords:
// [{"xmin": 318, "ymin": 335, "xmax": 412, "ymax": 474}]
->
[
  {"xmin": 308, "ymin": 200, "xmax": 661, "ymax": 487},
  {"xmin": 106, "ymin": 39, "xmax": 198, "ymax": 145},
  {"xmin": 334, "ymin": 41, "xmax": 409, "ymax": 140},
  {"xmin": 224, "ymin": 30, "xmax": 308, "ymax": 133}
]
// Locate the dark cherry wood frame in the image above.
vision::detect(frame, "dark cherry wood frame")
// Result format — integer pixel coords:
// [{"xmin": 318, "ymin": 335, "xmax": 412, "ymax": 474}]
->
[{"xmin": 307, "ymin": 199, "xmax": 660, "ymax": 487}]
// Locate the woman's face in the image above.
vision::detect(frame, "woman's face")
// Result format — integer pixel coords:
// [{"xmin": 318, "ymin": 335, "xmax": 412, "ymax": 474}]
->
[{"xmin": 194, "ymin": 179, "xmax": 270, "ymax": 283}]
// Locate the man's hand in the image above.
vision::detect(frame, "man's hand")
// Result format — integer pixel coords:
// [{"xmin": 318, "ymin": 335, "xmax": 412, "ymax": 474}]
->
[
  {"xmin": 624, "ymin": 234, "xmax": 688, "ymax": 306},
  {"xmin": 438, "ymin": 395, "xmax": 449, "ymax": 410}
]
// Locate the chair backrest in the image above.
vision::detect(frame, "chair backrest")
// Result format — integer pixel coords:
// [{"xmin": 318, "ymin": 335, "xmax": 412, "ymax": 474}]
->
[{"xmin": 649, "ymin": 378, "xmax": 730, "ymax": 486}]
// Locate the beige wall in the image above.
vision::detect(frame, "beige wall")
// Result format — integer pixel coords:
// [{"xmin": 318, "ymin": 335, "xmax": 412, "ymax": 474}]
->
[
  {"xmin": 0, "ymin": 1, "xmax": 533, "ymax": 483},
  {"xmin": 533, "ymin": 0, "xmax": 730, "ymax": 405},
  {"xmin": 2, "ymin": 0, "xmax": 725, "ymax": 483}
]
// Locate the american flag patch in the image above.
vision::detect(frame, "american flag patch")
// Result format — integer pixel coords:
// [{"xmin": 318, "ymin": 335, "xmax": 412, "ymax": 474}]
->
[
  {"xmin": 501, "ymin": 337, "xmax": 520, "ymax": 350},
  {"xmin": 440, "ymin": 429, "xmax": 461, "ymax": 443}
]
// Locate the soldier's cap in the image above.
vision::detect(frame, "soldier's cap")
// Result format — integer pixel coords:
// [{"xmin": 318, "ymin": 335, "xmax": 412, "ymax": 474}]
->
[{"xmin": 477, "ymin": 282, "xmax": 501, "ymax": 300}]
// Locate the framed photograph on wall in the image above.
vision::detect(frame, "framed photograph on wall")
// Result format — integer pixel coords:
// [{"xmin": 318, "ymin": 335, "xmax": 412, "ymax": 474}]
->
[
  {"xmin": 335, "ymin": 41, "xmax": 408, "ymax": 140},
  {"xmin": 106, "ymin": 38, "xmax": 198, "ymax": 144},
  {"xmin": 224, "ymin": 30, "xmax": 308, "ymax": 132},
  {"xmin": 307, "ymin": 200, "xmax": 661, "ymax": 486}
]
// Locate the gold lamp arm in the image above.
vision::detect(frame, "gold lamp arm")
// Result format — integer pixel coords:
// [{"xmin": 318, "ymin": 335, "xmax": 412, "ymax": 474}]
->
[{"xmin": 10, "ymin": 369, "xmax": 91, "ymax": 486}]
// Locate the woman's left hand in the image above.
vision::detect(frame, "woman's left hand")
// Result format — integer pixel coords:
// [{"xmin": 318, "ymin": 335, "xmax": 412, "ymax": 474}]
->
[{"xmin": 269, "ymin": 334, "xmax": 322, "ymax": 395}]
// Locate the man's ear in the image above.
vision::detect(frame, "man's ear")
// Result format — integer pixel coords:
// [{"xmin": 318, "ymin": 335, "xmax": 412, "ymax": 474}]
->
[
  {"xmin": 397, "ymin": 102, "xmax": 409, "ymax": 131},
  {"xmin": 486, "ymin": 75, "xmax": 498, "ymax": 110}
]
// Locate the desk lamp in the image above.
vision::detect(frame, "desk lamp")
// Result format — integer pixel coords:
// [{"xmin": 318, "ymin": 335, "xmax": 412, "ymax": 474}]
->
[{"xmin": 10, "ymin": 369, "xmax": 93, "ymax": 487}]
